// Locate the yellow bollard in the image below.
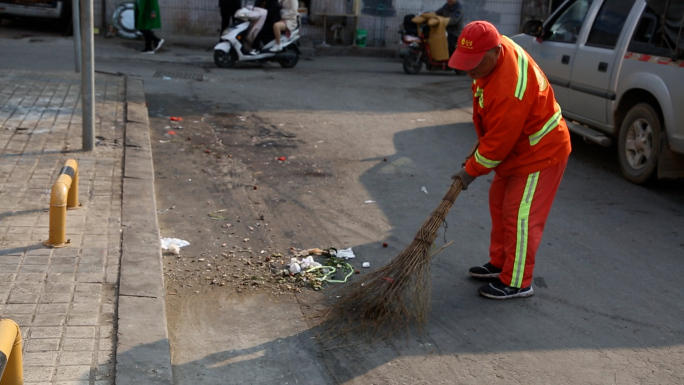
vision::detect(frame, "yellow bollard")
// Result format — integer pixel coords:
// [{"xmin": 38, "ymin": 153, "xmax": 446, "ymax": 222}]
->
[
  {"xmin": 0, "ymin": 319, "xmax": 23, "ymax": 385},
  {"xmin": 43, "ymin": 159, "xmax": 80, "ymax": 248}
]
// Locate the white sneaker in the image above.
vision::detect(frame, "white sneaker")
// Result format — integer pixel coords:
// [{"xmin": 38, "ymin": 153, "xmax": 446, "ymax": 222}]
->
[
  {"xmin": 248, "ymin": 49, "xmax": 260, "ymax": 55},
  {"xmin": 154, "ymin": 39, "xmax": 164, "ymax": 52},
  {"xmin": 269, "ymin": 44, "xmax": 282, "ymax": 52}
]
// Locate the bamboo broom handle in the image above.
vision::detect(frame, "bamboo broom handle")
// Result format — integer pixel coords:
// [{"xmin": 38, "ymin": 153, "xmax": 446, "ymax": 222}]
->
[{"xmin": 412, "ymin": 140, "xmax": 480, "ymax": 244}]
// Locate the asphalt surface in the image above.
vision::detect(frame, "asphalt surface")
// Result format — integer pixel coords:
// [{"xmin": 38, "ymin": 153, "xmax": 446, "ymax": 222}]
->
[{"xmin": 1, "ymin": 22, "xmax": 683, "ymax": 384}]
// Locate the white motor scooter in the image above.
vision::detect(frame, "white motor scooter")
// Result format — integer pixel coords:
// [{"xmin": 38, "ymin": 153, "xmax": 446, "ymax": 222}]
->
[{"xmin": 214, "ymin": 6, "xmax": 301, "ymax": 69}]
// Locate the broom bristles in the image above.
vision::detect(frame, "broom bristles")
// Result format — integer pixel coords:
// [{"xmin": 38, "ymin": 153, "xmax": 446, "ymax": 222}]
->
[{"xmin": 317, "ymin": 177, "xmax": 466, "ymax": 341}]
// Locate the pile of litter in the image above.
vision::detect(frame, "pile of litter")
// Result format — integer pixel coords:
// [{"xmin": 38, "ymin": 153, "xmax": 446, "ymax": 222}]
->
[
  {"xmin": 160, "ymin": 237, "xmax": 370, "ymax": 292},
  {"xmin": 287, "ymin": 248, "xmax": 357, "ymax": 291}
]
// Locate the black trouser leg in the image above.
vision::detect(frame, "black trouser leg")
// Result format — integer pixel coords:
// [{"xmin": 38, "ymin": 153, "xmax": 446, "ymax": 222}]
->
[
  {"xmin": 141, "ymin": 30, "xmax": 154, "ymax": 51},
  {"xmin": 220, "ymin": 7, "xmax": 232, "ymax": 33},
  {"xmin": 447, "ymin": 34, "xmax": 457, "ymax": 57}
]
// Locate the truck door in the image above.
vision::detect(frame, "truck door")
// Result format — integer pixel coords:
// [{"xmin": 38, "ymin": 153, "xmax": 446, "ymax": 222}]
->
[
  {"xmin": 525, "ymin": 0, "xmax": 593, "ymax": 109},
  {"xmin": 567, "ymin": 0, "xmax": 636, "ymax": 125}
]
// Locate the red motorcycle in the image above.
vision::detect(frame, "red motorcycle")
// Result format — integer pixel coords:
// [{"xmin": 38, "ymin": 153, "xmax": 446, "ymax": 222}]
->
[{"xmin": 401, "ymin": 14, "xmax": 464, "ymax": 75}]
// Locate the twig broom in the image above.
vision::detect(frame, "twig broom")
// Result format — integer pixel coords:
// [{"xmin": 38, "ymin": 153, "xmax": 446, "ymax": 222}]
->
[{"xmin": 319, "ymin": 142, "xmax": 479, "ymax": 339}]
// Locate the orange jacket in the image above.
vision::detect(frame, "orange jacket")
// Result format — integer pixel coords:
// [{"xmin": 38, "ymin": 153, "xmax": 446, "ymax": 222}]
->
[{"xmin": 465, "ymin": 36, "xmax": 571, "ymax": 178}]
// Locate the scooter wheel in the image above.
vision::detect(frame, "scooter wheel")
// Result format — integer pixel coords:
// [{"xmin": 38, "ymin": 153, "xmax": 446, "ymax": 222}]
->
[
  {"xmin": 403, "ymin": 54, "xmax": 422, "ymax": 74},
  {"xmin": 214, "ymin": 49, "xmax": 237, "ymax": 68},
  {"xmin": 278, "ymin": 47, "xmax": 299, "ymax": 69}
]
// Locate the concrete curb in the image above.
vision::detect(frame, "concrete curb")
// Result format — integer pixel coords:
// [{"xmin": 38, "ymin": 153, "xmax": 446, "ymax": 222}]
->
[{"xmin": 115, "ymin": 76, "xmax": 173, "ymax": 384}]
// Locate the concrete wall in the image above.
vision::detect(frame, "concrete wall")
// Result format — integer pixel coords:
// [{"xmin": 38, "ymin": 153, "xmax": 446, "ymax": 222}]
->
[{"xmin": 99, "ymin": 0, "xmax": 551, "ymax": 45}]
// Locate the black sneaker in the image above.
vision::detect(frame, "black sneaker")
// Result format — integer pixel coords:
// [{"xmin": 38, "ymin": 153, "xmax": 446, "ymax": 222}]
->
[
  {"xmin": 479, "ymin": 280, "xmax": 534, "ymax": 299},
  {"xmin": 468, "ymin": 262, "xmax": 502, "ymax": 278}
]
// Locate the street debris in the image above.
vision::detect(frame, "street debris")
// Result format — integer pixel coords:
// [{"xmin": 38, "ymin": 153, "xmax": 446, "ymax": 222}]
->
[
  {"xmin": 421, "ymin": 186, "xmax": 429, "ymax": 194},
  {"xmin": 336, "ymin": 247, "xmax": 356, "ymax": 259},
  {"xmin": 285, "ymin": 248, "xmax": 355, "ymax": 290},
  {"xmin": 161, "ymin": 238, "xmax": 190, "ymax": 255},
  {"xmin": 208, "ymin": 210, "xmax": 228, "ymax": 220},
  {"xmin": 163, "ymin": 245, "xmax": 360, "ymax": 293}
]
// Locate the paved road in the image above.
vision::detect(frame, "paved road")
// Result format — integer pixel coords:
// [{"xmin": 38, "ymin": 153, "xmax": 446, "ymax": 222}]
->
[
  {"xmin": 131, "ymin": 33, "xmax": 683, "ymax": 384},
  {"xmin": 2, "ymin": 23, "xmax": 683, "ymax": 384}
]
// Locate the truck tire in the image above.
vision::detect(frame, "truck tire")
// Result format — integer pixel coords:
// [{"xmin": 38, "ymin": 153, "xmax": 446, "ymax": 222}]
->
[{"xmin": 618, "ymin": 103, "xmax": 661, "ymax": 184}]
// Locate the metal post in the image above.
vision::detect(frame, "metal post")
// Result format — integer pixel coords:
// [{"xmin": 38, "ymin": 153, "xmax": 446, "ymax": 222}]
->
[
  {"xmin": 352, "ymin": 0, "xmax": 360, "ymax": 47},
  {"xmin": 79, "ymin": 0, "xmax": 95, "ymax": 151},
  {"xmin": 72, "ymin": 0, "xmax": 81, "ymax": 73},
  {"xmin": 44, "ymin": 159, "xmax": 81, "ymax": 248},
  {"xmin": 321, "ymin": 15, "xmax": 329, "ymax": 46},
  {"xmin": 0, "ymin": 319, "xmax": 23, "ymax": 385},
  {"xmin": 101, "ymin": 0, "xmax": 106, "ymax": 35}
]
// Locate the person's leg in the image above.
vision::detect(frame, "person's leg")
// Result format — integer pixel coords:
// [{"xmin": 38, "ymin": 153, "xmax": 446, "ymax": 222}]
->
[
  {"xmin": 150, "ymin": 30, "xmax": 164, "ymax": 52},
  {"xmin": 270, "ymin": 21, "xmax": 285, "ymax": 51},
  {"xmin": 220, "ymin": 6, "xmax": 232, "ymax": 33},
  {"xmin": 447, "ymin": 33, "xmax": 457, "ymax": 56},
  {"xmin": 227, "ymin": 0, "xmax": 241, "ymax": 25},
  {"xmin": 140, "ymin": 30, "xmax": 154, "ymax": 52},
  {"xmin": 246, "ymin": 8, "xmax": 267, "ymax": 53},
  {"xmin": 488, "ymin": 173, "xmax": 507, "ymax": 270},
  {"xmin": 468, "ymin": 172, "xmax": 506, "ymax": 279},
  {"xmin": 498, "ymin": 158, "xmax": 568, "ymax": 289}
]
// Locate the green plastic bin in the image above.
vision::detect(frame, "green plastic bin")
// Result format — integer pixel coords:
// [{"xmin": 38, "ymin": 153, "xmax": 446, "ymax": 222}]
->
[{"xmin": 356, "ymin": 29, "xmax": 367, "ymax": 47}]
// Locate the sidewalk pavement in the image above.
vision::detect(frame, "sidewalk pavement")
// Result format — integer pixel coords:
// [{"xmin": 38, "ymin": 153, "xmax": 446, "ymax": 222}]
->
[{"xmin": 0, "ymin": 69, "xmax": 171, "ymax": 383}]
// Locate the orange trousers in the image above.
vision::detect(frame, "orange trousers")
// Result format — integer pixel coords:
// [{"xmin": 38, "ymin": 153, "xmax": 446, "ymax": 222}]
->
[{"xmin": 489, "ymin": 158, "xmax": 568, "ymax": 288}]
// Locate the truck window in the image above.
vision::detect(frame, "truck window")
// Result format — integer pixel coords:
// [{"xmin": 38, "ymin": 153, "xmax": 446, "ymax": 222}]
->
[
  {"xmin": 546, "ymin": 0, "xmax": 593, "ymax": 44},
  {"xmin": 585, "ymin": 0, "xmax": 635, "ymax": 49},
  {"xmin": 629, "ymin": 6, "xmax": 680, "ymax": 57}
]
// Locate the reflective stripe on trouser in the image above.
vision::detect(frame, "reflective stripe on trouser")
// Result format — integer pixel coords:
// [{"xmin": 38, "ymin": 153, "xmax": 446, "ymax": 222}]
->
[{"xmin": 488, "ymin": 158, "xmax": 568, "ymax": 288}]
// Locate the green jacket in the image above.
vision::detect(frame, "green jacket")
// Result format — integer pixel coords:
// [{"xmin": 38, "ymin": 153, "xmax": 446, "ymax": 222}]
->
[{"xmin": 135, "ymin": 0, "xmax": 162, "ymax": 30}]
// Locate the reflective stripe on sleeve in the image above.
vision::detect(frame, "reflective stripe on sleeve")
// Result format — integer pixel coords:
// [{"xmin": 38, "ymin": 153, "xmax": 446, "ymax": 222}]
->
[
  {"xmin": 510, "ymin": 38, "xmax": 528, "ymax": 100},
  {"xmin": 474, "ymin": 149, "xmax": 501, "ymax": 169},
  {"xmin": 511, "ymin": 171, "xmax": 539, "ymax": 288},
  {"xmin": 529, "ymin": 108, "xmax": 562, "ymax": 146},
  {"xmin": 475, "ymin": 87, "xmax": 484, "ymax": 108}
]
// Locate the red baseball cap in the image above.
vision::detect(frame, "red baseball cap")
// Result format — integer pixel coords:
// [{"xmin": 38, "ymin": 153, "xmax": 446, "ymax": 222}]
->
[{"xmin": 448, "ymin": 21, "xmax": 501, "ymax": 71}]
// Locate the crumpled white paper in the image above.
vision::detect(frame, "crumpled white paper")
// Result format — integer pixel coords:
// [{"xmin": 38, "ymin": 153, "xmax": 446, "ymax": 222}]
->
[
  {"xmin": 336, "ymin": 247, "xmax": 356, "ymax": 259},
  {"xmin": 289, "ymin": 256, "xmax": 323, "ymax": 274},
  {"xmin": 160, "ymin": 238, "xmax": 190, "ymax": 255}
]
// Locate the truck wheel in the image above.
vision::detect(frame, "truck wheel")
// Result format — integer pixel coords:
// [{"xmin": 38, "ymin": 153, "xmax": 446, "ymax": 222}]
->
[{"xmin": 618, "ymin": 103, "xmax": 661, "ymax": 184}]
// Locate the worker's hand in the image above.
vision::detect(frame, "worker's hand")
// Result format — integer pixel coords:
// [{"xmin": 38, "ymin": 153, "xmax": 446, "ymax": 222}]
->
[{"xmin": 452, "ymin": 168, "xmax": 476, "ymax": 190}]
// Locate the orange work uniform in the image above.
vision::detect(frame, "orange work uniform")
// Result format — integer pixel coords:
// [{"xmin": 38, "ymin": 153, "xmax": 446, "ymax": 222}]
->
[{"xmin": 465, "ymin": 36, "xmax": 572, "ymax": 289}]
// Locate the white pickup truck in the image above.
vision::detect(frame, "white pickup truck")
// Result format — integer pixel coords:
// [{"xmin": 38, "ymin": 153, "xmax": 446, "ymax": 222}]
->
[{"xmin": 512, "ymin": 0, "xmax": 684, "ymax": 184}]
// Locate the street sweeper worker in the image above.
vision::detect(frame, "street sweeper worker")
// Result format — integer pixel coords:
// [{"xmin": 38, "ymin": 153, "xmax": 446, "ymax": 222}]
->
[{"xmin": 448, "ymin": 20, "xmax": 571, "ymax": 300}]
